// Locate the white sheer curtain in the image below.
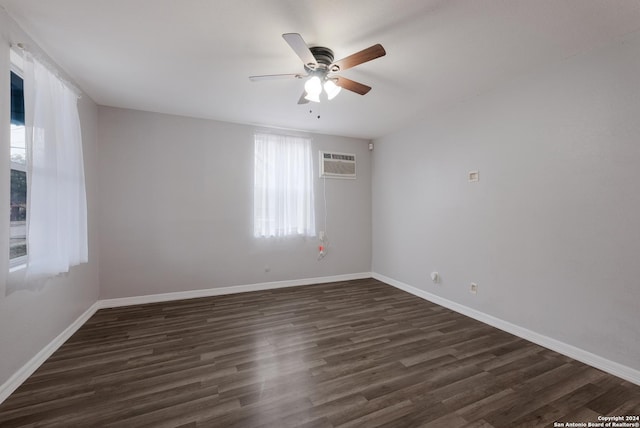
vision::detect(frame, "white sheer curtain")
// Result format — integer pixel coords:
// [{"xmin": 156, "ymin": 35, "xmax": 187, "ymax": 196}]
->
[
  {"xmin": 23, "ymin": 53, "xmax": 88, "ymax": 281},
  {"xmin": 254, "ymin": 133, "xmax": 315, "ymax": 238}
]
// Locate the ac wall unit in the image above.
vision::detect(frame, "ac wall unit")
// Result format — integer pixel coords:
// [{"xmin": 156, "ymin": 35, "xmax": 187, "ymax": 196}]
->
[{"xmin": 319, "ymin": 151, "xmax": 356, "ymax": 179}]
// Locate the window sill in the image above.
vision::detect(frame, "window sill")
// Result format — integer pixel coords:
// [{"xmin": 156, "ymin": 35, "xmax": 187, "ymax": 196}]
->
[{"xmin": 9, "ymin": 263, "xmax": 26, "ymax": 273}]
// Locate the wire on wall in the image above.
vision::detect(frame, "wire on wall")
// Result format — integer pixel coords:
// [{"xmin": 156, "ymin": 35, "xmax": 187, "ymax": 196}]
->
[{"xmin": 318, "ymin": 176, "xmax": 328, "ymax": 260}]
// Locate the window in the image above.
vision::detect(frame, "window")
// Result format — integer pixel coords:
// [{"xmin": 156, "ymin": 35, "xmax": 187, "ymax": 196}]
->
[
  {"xmin": 254, "ymin": 132, "xmax": 316, "ymax": 238},
  {"xmin": 10, "ymin": 70, "xmax": 27, "ymax": 265},
  {"xmin": 9, "ymin": 50, "xmax": 88, "ymax": 281}
]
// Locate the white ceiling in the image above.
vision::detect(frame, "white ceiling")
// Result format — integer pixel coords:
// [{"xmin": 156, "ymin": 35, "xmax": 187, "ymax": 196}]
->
[{"xmin": 2, "ymin": 0, "xmax": 640, "ymax": 139}]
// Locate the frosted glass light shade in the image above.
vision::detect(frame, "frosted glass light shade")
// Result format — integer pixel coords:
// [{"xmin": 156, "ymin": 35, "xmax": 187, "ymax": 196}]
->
[
  {"xmin": 304, "ymin": 91, "xmax": 321, "ymax": 102},
  {"xmin": 324, "ymin": 79, "xmax": 342, "ymax": 100},
  {"xmin": 304, "ymin": 76, "xmax": 322, "ymax": 98}
]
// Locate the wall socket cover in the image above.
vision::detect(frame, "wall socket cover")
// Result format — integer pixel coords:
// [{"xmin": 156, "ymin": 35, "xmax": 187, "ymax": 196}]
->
[
  {"xmin": 468, "ymin": 171, "xmax": 479, "ymax": 182},
  {"xmin": 470, "ymin": 283, "xmax": 478, "ymax": 294}
]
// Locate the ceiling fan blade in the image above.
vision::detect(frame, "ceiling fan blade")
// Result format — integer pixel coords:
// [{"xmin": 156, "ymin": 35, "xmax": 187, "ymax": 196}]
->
[
  {"xmin": 331, "ymin": 44, "xmax": 386, "ymax": 72},
  {"xmin": 282, "ymin": 33, "xmax": 318, "ymax": 68},
  {"xmin": 249, "ymin": 73, "xmax": 305, "ymax": 82},
  {"xmin": 297, "ymin": 91, "xmax": 310, "ymax": 104},
  {"xmin": 335, "ymin": 77, "xmax": 371, "ymax": 95}
]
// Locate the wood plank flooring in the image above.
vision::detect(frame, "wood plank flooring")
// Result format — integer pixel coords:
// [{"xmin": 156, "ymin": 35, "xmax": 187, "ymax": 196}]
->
[{"xmin": 0, "ymin": 278, "xmax": 638, "ymax": 427}]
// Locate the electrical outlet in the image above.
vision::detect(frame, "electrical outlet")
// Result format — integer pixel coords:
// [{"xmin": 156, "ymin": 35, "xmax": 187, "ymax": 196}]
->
[{"xmin": 470, "ymin": 283, "xmax": 478, "ymax": 294}]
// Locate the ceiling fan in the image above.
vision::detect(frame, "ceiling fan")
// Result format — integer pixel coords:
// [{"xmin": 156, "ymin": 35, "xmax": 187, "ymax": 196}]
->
[{"xmin": 249, "ymin": 33, "xmax": 386, "ymax": 104}]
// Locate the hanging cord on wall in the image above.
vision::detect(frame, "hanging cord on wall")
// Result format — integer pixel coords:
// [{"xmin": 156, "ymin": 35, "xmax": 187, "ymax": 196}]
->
[{"xmin": 318, "ymin": 176, "xmax": 328, "ymax": 260}]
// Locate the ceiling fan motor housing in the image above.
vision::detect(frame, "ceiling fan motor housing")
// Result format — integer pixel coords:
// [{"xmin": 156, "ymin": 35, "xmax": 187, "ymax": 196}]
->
[{"xmin": 305, "ymin": 46, "xmax": 335, "ymax": 73}]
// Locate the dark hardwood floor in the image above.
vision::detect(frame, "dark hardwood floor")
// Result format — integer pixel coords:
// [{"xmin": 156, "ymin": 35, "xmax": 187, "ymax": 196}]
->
[{"xmin": 0, "ymin": 278, "xmax": 638, "ymax": 427}]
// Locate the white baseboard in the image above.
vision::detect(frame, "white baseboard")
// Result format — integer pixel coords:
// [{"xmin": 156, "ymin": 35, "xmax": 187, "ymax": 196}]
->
[
  {"xmin": 372, "ymin": 272, "xmax": 640, "ymax": 386},
  {"xmin": 0, "ymin": 301, "xmax": 102, "ymax": 404},
  {"xmin": 0, "ymin": 272, "xmax": 372, "ymax": 405},
  {"xmin": 98, "ymin": 272, "xmax": 372, "ymax": 309}
]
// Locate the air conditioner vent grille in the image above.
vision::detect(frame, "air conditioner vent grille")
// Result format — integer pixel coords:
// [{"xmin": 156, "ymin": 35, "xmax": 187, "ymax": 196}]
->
[{"xmin": 320, "ymin": 151, "xmax": 356, "ymax": 179}]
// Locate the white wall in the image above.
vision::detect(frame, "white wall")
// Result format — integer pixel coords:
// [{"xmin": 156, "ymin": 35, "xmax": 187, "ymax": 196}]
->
[
  {"xmin": 372, "ymin": 32, "xmax": 640, "ymax": 372},
  {"xmin": 97, "ymin": 107, "xmax": 372, "ymax": 299},
  {"xmin": 0, "ymin": 10, "xmax": 100, "ymax": 387}
]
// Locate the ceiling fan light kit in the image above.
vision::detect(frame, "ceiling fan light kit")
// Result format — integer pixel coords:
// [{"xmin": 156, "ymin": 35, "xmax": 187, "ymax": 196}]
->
[{"xmin": 249, "ymin": 33, "xmax": 386, "ymax": 104}]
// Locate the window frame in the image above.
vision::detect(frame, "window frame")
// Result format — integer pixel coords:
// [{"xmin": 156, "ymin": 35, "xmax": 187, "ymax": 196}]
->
[{"xmin": 9, "ymin": 53, "xmax": 28, "ymax": 269}]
